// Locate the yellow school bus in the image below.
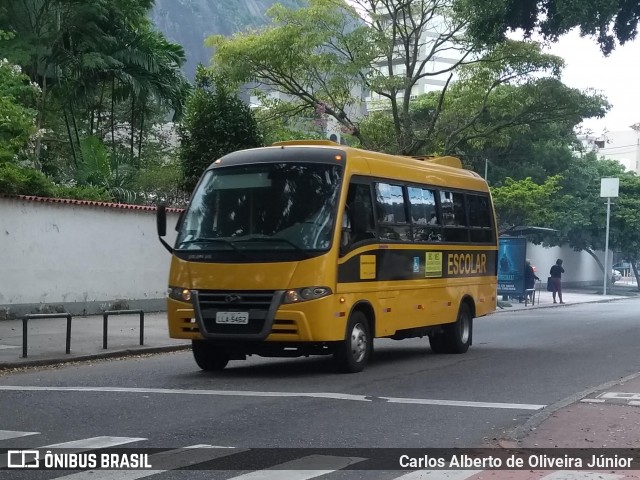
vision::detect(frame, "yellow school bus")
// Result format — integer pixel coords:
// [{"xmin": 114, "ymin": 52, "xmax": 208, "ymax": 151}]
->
[{"xmin": 156, "ymin": 140, "xmax": 497, "ymax": 372}]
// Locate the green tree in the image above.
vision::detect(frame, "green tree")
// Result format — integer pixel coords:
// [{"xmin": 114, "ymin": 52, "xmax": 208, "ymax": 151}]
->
[
  {"xmin": 491, "ymin": 176, "xmax": 562, "ymax": 233},
  {"xmin": 179, "ymin": 67, "xmax": 263, "ymax": 193},
  {"xmin": 491, "ymin": 155, "xmax": 640, "ymax": 289},
  {"xmin": 254, "ymin": 106, "xmax": 325, "ymax": 146},
  {"xmin": 1, "ymin": 0, "xmax": 190, "ymax": 204},
  {"xmin": 209, "ymin": 0, "xmax": 370, "ymax": 145},
  {"xmin": 0, "ymin": 0, "xmax": 189, "ymax": 171},
  {"xmin": 209, "ymin": 0, "xmax": 605, "ymax": 156},
  {"xmin": 357, "ymin": 42, "xmax": 608, "ymax": 163},
  {"xmin": 0, "ymin": 58, "xmax": 40, "ymax": 163},
  {"xmin": 457, "ymin": 0, "xmax": 640, "ymax": 55}
]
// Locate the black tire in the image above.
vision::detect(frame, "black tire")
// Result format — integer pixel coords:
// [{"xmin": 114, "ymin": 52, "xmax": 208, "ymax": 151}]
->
[
  {"xmin": 192, "ymin": 340, "xmax": 229, "ymax": 371},
  {"xmin": 333, "ymin": 311, "xmax": 372, "ymax": 373},
  {"xmin": 429, "ymin": 303, "xmax": 473, "ymax": 354},
  {"xmin": 428, "ymin": 331, "xmax": 449, "ymax": 353}
]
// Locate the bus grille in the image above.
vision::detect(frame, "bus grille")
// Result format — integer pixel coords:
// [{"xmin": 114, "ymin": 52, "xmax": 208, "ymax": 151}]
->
[{"xmin": 194, "ymin": 290, "xmax": 278, "ymax": 336}]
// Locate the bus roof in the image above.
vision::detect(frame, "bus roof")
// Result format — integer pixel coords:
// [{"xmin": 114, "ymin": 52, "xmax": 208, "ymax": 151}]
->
[
  {"xmin": 270, "ymin": 140, "xmax": 487, "ymax": 192},
  {"xmin": 211, "ymin": 140, "xmax": 488, "ymax": 192}
]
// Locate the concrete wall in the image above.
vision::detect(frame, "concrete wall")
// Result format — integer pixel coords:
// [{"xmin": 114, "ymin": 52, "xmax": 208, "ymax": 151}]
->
[
  {"xmin": 526, "ymin": 243, "xmax": 608, "ymax": 288},
  {"xmin": 0, "ymin": 196, "xmax": 180, "ymax": 318}
]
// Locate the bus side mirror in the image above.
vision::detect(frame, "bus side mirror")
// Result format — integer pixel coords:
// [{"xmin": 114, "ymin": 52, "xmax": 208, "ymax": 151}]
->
[
  {"xmin": 156, "ymin": 203, "xmax": 173, "ymax": 253},
  {"xmin": 157, "ymin": 203, "xmax": 167, "ymax": 237}
]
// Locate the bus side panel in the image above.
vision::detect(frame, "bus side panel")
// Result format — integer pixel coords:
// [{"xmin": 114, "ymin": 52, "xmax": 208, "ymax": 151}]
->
[{"xmin": 336, "ymin": 246, "xmax": 497, "ymax": 336}]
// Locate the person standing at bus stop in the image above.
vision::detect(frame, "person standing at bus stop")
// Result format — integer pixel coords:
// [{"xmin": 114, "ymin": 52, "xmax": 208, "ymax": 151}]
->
[
  {"xmin": 550, "ymin": 259, "xmax": 565, "ymax": 304},
  {"xmin": 525, "ymin": 259, "xmax": 539, "ymax": 303}
]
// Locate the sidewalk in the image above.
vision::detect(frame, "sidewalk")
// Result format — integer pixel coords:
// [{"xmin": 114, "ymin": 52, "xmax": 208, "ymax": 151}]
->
[
  {"xmin": 0, "ymin": 311, "xmax": 190, "ymax": 369},
  {"xmin": 494, "ymin": 283, "xmax": 639, "ymax": 313}
]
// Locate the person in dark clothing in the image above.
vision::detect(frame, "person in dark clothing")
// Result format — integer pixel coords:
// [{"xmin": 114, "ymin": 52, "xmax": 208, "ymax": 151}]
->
[
  {"xmin": 549, "ymin": 258, "xmax": 565, "ymax": 304},
  {"xmin": 524, "ymin": 259, "xmax": 539, "ymax": 303}
]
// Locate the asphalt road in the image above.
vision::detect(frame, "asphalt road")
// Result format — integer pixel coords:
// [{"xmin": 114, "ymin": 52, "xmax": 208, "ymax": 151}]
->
[{"xmin": 1, "ymin": 298, "xmax": 640, "ymax": 479}]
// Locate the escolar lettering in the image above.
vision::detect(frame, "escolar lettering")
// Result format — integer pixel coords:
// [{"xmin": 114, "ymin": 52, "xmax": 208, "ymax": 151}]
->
[{"xmin": 447, "ymin": 253, "xmax": 487, "ymax": 275}]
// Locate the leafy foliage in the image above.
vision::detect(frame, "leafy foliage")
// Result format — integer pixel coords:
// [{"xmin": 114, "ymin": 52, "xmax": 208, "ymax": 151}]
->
[
  {"xmin": 210, "ymin": 0, "xmax": 607, "ymax": 156},
  {"xmin": 0, "ymin": 0, "xmax": 190, "ymax": 203},
  {"xmin": 0, "ymin": 162, "xmax": 110, "ymax": 200},
  {"xmin": 492, "ymin": 176, "xmax": 562, "ymax": 232},
  {"xmin": 0, "ymin": 163, "xmax": 54, "ymax": 196},
  {"xmin": 0, "ymin": 58, "xmax": 40, "ymax": 163},
  {"xmin": 457, "ymin": 0, "xmax": 640, "ymax": 55},
  {"xmin": 179, "ymin": 67, "xmax": 263, "ymax": 192},
  {"xmin": 209, "ymin": 0, "xmax": 368, "ymax": 144},
  {"xmin": 491, "ymin": 154, "xmax": 640, "ymax": 287},
  {"xmin": 358, "ymin": 42, "xmax": 609, "ymax": 167}
]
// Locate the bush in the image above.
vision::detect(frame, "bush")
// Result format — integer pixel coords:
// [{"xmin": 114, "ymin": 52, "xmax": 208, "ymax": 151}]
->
[
  {"xmin": 53, "ymin": 185, "xmax": 113, "ymax": 202},
  {"xmin": 0, "ymin": 163, "xmax": 54, "ymax": 196},
  {"xmin": 0, "ymin": 163, "xmax": 113, "ymax": 201}
]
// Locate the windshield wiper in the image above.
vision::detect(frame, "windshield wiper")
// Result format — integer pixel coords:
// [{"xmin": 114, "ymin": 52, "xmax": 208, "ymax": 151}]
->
[{"xmin": 231, "ymin": 236, "xmax": 311, "ymax": 258}]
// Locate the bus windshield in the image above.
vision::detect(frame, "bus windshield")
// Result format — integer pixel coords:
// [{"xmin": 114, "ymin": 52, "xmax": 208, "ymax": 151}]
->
[{"xmin": 176, "ymin": 162, "xmax": 343, "ymax": 259}]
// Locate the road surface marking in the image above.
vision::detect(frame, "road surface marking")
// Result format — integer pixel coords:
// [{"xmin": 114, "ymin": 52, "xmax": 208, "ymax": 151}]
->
[
  {"xmin": 226, "ymin": 454, "xmax": 366, "ymax": 480},
  {"xmin": 43, "ymin": 436, "xmax": 147, "ymax": 449},
  {"xmin": 395, "ymin": 471, "xmax": 481, "ymax": 479},
  {"xmin": 0, "ymin": 345, "xmax": 19, "ymax": 350},
  {"xmin": 580, "ymin": 399, "xmax": 606, "ymax": 403},
  {"xmin": 44, "ymin": 444, "xmax": 246, "ymax": 479},
  {"xmin": 540, "ymin": 471, "xmax": 624, "ymax": 480},
  {"xmin": 598, "ymin": 392, "xmax": 640, "ymax": 401},
  {"xmin": 0, "ymin": 386, "xmax": 546, "ymax": 411},
  {"xmin": 381, "ymin": 396, "xmax": 544, "ymax": 410},
  {"xmin": 0, "ymin": 429, "xmax": 39, "ymax": 440}
]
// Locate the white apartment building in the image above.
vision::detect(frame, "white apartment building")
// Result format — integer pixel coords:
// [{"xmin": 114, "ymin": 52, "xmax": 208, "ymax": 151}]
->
[{"xmin": 579, "ymin": 123, "xmax": 640, "ymax": 174}]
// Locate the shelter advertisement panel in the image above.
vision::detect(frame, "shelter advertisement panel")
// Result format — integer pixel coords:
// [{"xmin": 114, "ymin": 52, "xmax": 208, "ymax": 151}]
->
[{"xmin": 497, "ymin": 237, "xmax": 526, "ymax": 295}]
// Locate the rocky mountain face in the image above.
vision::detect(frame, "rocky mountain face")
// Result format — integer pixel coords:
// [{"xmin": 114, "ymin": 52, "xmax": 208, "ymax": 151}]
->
[{"xmin": 150, "ymin": 0, "xmax": 307, "ymax": 79}]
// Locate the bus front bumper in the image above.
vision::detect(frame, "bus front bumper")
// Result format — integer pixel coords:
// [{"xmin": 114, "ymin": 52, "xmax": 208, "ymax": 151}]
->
[{"xmin": 166, "ymin": 296, "xmax": 347, "ymax": 343}]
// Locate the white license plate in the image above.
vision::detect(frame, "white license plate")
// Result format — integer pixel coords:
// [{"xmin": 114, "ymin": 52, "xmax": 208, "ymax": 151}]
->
[{"xmin": 215, "ymin": 312, "xmax": 249, "ymax": 324}]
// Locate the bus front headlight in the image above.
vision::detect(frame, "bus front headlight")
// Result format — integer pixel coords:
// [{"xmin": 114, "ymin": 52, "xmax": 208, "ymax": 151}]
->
[
  {"xmin": 168, "ymin": 287, "xmax": 192, "ymax": 303},
  {"xmin": 283, "ymin": 287, "xmax": 332, "ymax": 304}
]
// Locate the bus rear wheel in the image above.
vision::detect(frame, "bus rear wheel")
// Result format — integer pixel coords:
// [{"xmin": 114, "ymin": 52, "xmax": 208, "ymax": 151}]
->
[
  {"xmin": 192, "ymin": 340, "xmax": 229, "ymax": 371},
  {"xmin": 429, "ymin": 303, "xmax": 472, "ymax": 354},
  {"xmin": 334, "ymin": 311, "xmax": 372, "ymax": 373}
]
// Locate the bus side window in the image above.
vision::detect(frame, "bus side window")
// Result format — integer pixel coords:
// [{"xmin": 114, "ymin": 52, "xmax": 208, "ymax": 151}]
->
[
  {"xmin": 440, "ymin": 190, "xmax": 469, "ymax": 243},
  {"xmin": 375, "ymin": 182, "xmax": 411, "ymax": 242},
  {"xmin": 467, "ymin": 194, "xmax": 493, "ymax": 243},
  {"xmin": 342, "ymin": 182, "xmax": 375, "ymax": 250},
  {"xmin": 408, "ymin": 186, "xmax": 441, "ymax": 242}
]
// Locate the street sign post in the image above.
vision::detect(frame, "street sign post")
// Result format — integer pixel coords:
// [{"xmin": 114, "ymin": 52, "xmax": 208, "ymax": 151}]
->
[{"xmin": 600, "ymin": 178, "xmax": 619, "ymax": 295}]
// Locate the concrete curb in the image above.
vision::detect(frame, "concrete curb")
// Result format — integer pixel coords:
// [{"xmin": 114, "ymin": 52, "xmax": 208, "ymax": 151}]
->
[
  {"xmin": 492, "ymin": 295, "xmax": 631, "ymax": 313},
  {"xmin": 498, "ymin": 370, "xmax": 640, "ymax": 448},
  {"xmin": 0, "ymin": 344, "xmax": 191, "ymax": 371}
]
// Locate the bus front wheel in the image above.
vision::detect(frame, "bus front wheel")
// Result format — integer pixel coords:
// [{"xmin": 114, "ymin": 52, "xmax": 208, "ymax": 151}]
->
[
  {"xmin": 334, "ymin": 311, "xmax": 372, "ymax": 373},
  {"xmin": 429, "ymin": 303, "xmax": 472, "ymax": 354},
  {"xmin": 192, "ymin": 340, "xmax": 229, "ymax": 371}
]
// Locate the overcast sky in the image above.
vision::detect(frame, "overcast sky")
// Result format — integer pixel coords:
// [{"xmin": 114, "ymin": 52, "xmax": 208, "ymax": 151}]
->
[{"xmin": 542, "ymin": 30, "xmax": 640, "ymax": 134}]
